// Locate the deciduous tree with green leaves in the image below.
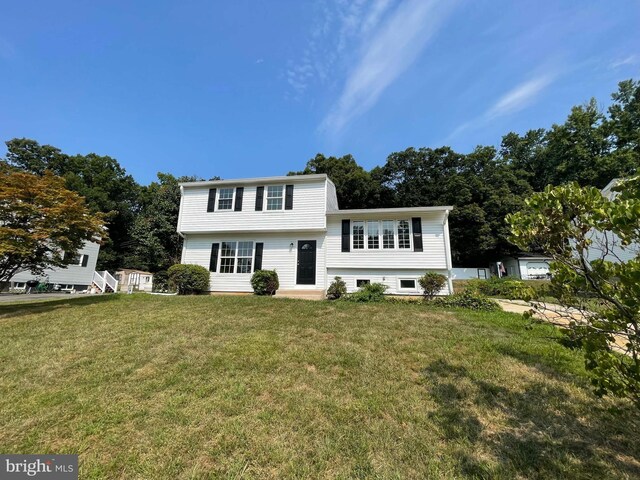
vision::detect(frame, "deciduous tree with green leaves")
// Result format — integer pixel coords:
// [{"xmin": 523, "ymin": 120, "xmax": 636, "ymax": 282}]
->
[
  {"xmin": 0, "ymin": 166, "xmax": 106, "ymax": 282},
  {"xmin": 507, "ymin": 177, "xmax": 640, "ymax": 406}
]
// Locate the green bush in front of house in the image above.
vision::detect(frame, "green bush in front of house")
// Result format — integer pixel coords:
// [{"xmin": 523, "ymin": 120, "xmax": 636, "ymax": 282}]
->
[
  {"xmin": 167, "ymin": 264, "xmax": 210, "ymax": 295},
  {"xmin": 251, "ymin": 270, "xmax": 279, "ymax": 296},
  {"xmin": 326, "ymin": 276, "xmax": 347, "ymax": 300},
  {"xmin": 344, "ymin": 282, "xmax": 388, "ymax": 302},
  {"xmin": 418, "ymin": 272, "xmax": 448, "ymax": 300},
  {"xmin": 431, "ymin": 290, "xmax": 501, "ymax": 311},
  {"xmin": 466, "ymin": 277, "xmax": 537, "ymax": 301}
]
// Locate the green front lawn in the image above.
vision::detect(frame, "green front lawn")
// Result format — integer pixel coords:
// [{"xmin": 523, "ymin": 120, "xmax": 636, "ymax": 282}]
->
[{"xmin": 0, "ymin": 295, "xmax": 638, "ymax": 479}]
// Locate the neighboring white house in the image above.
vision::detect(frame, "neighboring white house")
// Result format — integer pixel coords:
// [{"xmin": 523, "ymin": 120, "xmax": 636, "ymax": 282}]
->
[
  {"xmin": 500, "ymin": 253, "xmax": 552, "ymax": 280},
  {"xmin": 9, "ymin": 241, "xmax": 118, "ymax": 293},
  {"xmin": 585, "ymin": 178, "xmax": 640, "ymax": 264},
  {"xmin": 177, "ymin": 174, "xmax": 454, "ymax": 296}
]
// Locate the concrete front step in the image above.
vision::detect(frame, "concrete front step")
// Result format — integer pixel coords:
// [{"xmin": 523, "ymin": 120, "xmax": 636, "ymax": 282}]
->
[{"xmin": 275, "ymin": 289, "xmax": 326, "ymax": 301}]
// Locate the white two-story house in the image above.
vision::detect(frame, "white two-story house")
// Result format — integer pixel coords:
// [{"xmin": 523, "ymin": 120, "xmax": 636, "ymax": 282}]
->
[{"xmin": 177, "ymin": 174, "xmax": 454, "ymax": 296}]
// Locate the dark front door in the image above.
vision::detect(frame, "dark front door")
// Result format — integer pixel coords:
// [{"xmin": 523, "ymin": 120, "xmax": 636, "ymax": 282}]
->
[{"xmin": 296, "ymin": 240, "xmax": 316, "ymax": 285}]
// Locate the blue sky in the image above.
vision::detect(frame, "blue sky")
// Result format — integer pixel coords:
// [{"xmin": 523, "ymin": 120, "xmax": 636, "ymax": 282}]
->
[{"xmin": 0, "ymin": 0, "xmax": 638, "ymax": 184}]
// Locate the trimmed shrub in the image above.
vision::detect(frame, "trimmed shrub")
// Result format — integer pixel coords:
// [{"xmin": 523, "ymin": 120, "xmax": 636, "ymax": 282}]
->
[
  {"xmin": 431, "ymin": 290, "xmax": 501, "ymax": 311},
  {"xmin": 251, "ymin": 270, "xmax": 279, "ymax": 296},
  {"xmin": 167, "ymin": 264, "xmax": 210, "ymax": 295},
  {"xmin": 418, "ymin": 272, "xmax": 447, "ymax": 300},
  {"xmin": 152, "ymin": 270, "xmax": 169, "ymax": 292},
  {"xmin": 345, "ymin": 282, "xmax": 387, "ymax": 302},
  {"xmin": 327, "ymin": 276, "xmax": 347, "ymax": 300},
  {"xmin": 465, "ymin": 277, "xmax": 536, "ymax": 301}
]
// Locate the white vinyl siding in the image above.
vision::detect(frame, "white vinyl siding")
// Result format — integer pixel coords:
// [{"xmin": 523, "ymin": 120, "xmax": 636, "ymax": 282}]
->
[
  {"xmin": 10, "ymin": 241, "xmax": 100, "ymax": 287},
  {"xmin": 328, "ymin": 267, "xmax": 450, "ymax": 295},
  {"xmin": 182, "ymin": 233, "xmax": 326, "ymax": 292},
  {"xmin": 179, "ymin": 181, "xmax": 327, "ymax": 233},
  {"xmin": 326, "ymin": 214, "xmax": 447, "ymax": 269}
]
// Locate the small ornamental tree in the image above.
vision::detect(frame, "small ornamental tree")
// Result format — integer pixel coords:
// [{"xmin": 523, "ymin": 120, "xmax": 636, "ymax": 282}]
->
[
  {"xmin": 251, "ymin": 270, "xmax": 279, "ymax": 296},
  {"xmin": 418, "ymin": 272, "xmax": 447, "ymax": 300},
  {"xmin": 167, "ymin": 264, "xmax": 210, "ymax": 294},
  {"xmin": 507, "ymin": 177, "xmax": 640, "ymax": 406},
  {"xmin": 0, "ymin": 167, "xmax": 105, "ymax": 282},
  {"xmin": 327, "ymin": 276, "xmax": 347, "ymax": 300}
]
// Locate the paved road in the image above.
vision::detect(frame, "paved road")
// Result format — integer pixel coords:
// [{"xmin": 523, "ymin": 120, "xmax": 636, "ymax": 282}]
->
[{"xmin": 0, "ymin": 293, "xmax": 89, "ymax": 303}]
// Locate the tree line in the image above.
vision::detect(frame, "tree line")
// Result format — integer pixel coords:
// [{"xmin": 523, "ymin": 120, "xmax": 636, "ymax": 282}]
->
[{"xmin": 3, "ymin": 79, "xmax": 638, "ymax": 272}]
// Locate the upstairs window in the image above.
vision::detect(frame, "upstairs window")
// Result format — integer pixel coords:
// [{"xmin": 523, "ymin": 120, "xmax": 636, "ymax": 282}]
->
[
  {"xmin": 217, "ymin": 188, "xmax": 234, "ymax": 210},
  {"xmin": 367, "ymin": 221, "xmax": 379, "ymax": 249},
  {"xmin": 352, "ymin": 221, "xmax": 365, "ymax": 249},
  {"xmin": 382, "ymin": 220, "xmax": 395, "ymax": 249},
  {"xmin": 266, "ymin": 185, "xmax": 284, "ymax": 210},
  {"xmin": 398, "ymin": 220, "xmax": 411, "ymax": 249}
]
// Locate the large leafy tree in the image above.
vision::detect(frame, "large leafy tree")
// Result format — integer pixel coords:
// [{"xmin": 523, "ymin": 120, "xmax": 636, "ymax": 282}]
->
[
  {"xmin": 289, "ymin": 153, "xmax": 381, "ymax": 209},
  {"xmin": 508, "ymin": 177, "xmax": 640, "ymax": 406},
  {"xmin": 379, "ymin": 146, "xmax": 531, "ymax": 265},
  {"xmin": 123, "ymin": 173, "xmax": 201, "ymax": 272},
  {"xmin": 4, "ymin": 138, "xmax": 139, "ymax": 270},
  {"xmin": 0, "ymin": 166, "xmax": 105, "ymax": 282},
  {"xmin": 501, "ymin": 80, "xmax": 639, "ymax": 191}
]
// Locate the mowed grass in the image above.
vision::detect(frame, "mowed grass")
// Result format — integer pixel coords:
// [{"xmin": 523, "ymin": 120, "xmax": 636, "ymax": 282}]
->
[{"xmin": 0, "ymin": 295, "xmax": 639, "ymax": 479}]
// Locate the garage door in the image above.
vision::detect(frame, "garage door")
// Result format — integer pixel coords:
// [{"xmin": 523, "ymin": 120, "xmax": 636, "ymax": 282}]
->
[{"xmin": 526, "ymin": 262, "xmax": 549, "ymax": 279}]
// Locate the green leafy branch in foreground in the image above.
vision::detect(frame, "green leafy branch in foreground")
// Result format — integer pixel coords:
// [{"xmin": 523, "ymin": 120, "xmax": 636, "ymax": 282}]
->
[{"xmin": 507, "ymin": 176, "xmax": 640, "ymax": 406}]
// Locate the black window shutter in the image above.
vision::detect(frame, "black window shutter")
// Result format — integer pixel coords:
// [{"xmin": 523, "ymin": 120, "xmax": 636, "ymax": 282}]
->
[
  {"xmin": 254, "ymin": 242, "xmax": 264, "ymax": 271},
  {"xmin": 81, "ymin": 255, "xmax": 88, "ymax": 267},
  {"xmin": 209, "ymin": 243, "xmax": 219, "ymax": 272},
  {"xmin": 285, "ymin": 184, "xmax": 294, "ymax": 210},
  {"xmin": 234, "ymin": 187, "xmax": 244, "ymax": 211},
  {"xmin": 412, "ymin": 217, "xmax": 423, "ymax": 252},
  {"xmin": 207, "ymin": 188, "xmax": 217, "ymax": 212},
  {"xmin": 341, "ymin": 219, "xmax": 350, "ymax": 252},
  {"xmin": 255, "ymin": 186, "xmax": 264, "ymax": 211}
]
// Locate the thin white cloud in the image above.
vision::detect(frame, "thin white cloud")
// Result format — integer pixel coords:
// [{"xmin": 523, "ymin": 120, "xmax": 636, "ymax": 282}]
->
[
  {"xmin": 320, "ymin": 0, "xmax": 458, "ymax": 134},
  {"xmin": 486, "ymin": 75, "xmax": 554, "ymax": 119},
  {"xmin": 609, "ymin": 54, "xmax": 639, "ymax": 69},
  {"xmin": 444, "ymin": 72, "xmax": 556, "ymax": 144}
]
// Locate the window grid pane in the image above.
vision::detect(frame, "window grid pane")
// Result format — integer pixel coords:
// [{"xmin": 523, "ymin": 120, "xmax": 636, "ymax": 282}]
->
[
  {"xmin": 266, "ymin": 198, "xmax": 283, "ymax": 210},
  {"xmin": 382, "ymin": 220, "xmax": 395, "ymax": 249},
  {"xmin": 218, "ymin": 188, "xmax": 234, "ymax": 210},
  {"xmin": 398, "ymin": 220, "xmax": 411, "ymax": 249},
  {"xmin": 237, "ymin": 258, "xmax": 252, "ymax": 273},
  {"xmin": 237, "ymin": 242, "xmax": 253, "ymax": 257},
  {"xmin": 352, "ymin": 221, "xmax": 364, "ymax": 249},
  {"xmin": 220, "ymin": 258, "xmax": 235, "ymax": 273},
  {"xmin": 367, "ymin": 221, "xmax": 379, "ymax": 249},
  {"xmin": 221, "ymin": 242, "xmax": 237, "ymax": 257}
]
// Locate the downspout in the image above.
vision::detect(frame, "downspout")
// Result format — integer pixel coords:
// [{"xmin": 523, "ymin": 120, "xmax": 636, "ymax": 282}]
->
[{"xmin": 443, "ymin": 210, "xmax": 454, "ymax": 295}]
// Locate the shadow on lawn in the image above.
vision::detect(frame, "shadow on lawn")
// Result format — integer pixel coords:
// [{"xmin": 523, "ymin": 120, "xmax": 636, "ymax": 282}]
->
[
  {"xmin": 423, "ymin": 358, "xmax": 640, "ymax": 479},
  {"xmin": 0, "ymin": 294, "xmax": 120, "ymax": 319}
]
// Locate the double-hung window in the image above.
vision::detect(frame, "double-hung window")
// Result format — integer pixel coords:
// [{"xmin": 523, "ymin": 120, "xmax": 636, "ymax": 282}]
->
[
  {"xmin": 220, "ymin": 242, "xmax": 237, "ymax": 273},
  {"xmin": 236, "ymin": 242, "xmax": 254, "ymax": 273},
  {"xmin": 367, "ymin": 222, "xmax": 379, "ymax": 249},
  {"xmin": 382, "ymin": 220, "xmax": 395, "ymax": 249},
  {"xmin": 219, "ymin": 241, "xmax": 254, "ymax": 273},
  {"xmin": 351, "ymin": 220, "xmax": 411, "ymax": 250},
  {"xmin": 217, "ymin": 188, "xmax": 234, "ymax": 210},
  {"xmin": 352, "ymin": 221, "xmax": 365, "ymax": 249},
  {"xmin": 266, "ymin": 186, "xmax": 284, "ymax": 210},
  {"xmin": 397, "ymin": 220, "xmax": 411, "ymax": 249}
]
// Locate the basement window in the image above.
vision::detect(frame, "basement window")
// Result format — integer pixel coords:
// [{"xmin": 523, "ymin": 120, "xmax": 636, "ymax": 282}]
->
[
  {"xmin": 399, "ymin": 279, "xmax": 417, "ymax": 290},
  {"xmin": 356, "ymin": 279, "xmax": 370, "ymax": 288}
]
